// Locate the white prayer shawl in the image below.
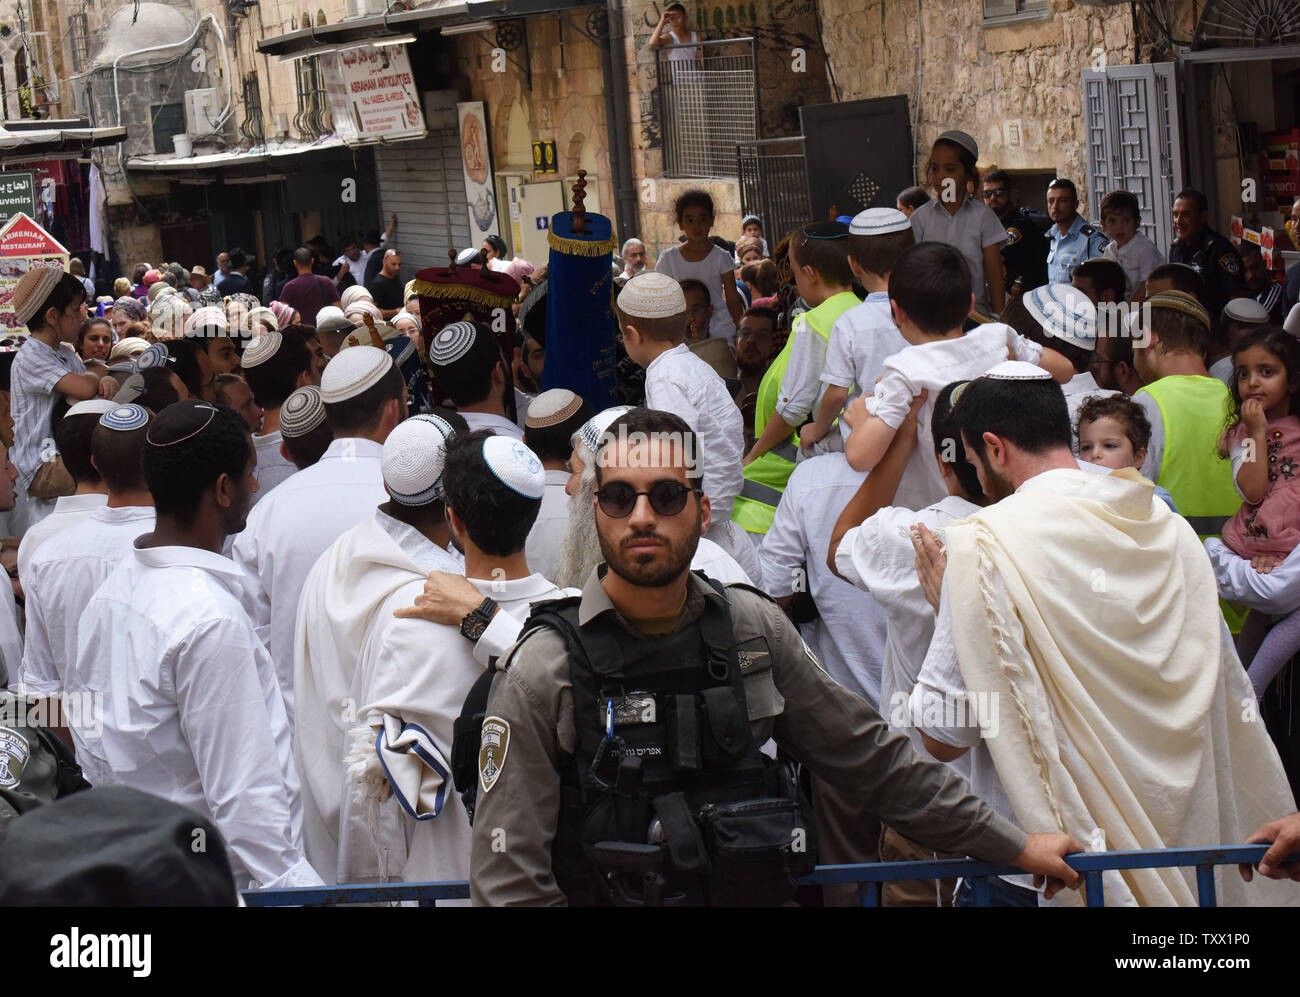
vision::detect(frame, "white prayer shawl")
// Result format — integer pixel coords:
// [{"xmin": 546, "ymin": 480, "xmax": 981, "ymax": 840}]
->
[
  {"xmin": 293, "ymin": 512, "xmax": 463, "ymax": 883},
  {"xmin": 339, "ymin": 573, "xmax": 571, "ymax": 890},
  {"xmin": 944, "ymin": 466, "xmax": 1297, "ymax": 907}
]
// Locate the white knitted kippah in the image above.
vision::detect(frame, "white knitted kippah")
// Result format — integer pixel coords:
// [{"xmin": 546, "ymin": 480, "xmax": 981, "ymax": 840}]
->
[
  {"xmin": 64, "ymin": 399, "xmax": 118, "ymax": 419},
  {"xmin": 279, "ymin": 385, "xmax": 326, "ymax": 439},
  {"xmin": 1221, "ymin": 297, "xmax": 1270, "ymax": 326},
  {"xmin": 382, "ymin": 415, "xmax": 454, "ymax": 505},
  {"xmin": 578, "ymin": 405, "xmax": 631, "ymax": 455},
  {"xmin": 849, "ymin": 207, "xmax": 911, "ymax": 236},
  {"xmin": 241, "ymin": 332, "xmax": 283, "ymax": 369},
  {"xmin": 984, "ymin": 359, "xmax": 1052, "ymax": 380},
  {"xmin": 99, "ymin": 403, "xmax": 150, "ymax": 431},
  {"xmin": 320, "ymin": 344, "xmax": 392, "ymax": 403},
  {"xmin": 456, "ymin": 247, "xmax": 481, "ymax": 266},
  {"xmin": 483, "ymin": 435, "xmax": 545, "ymax": 499},
  {"xmin": 525, "ymin": 388, "xmax": 582, "ymax": 428},
  {"xmin": 1024, "ymin": 284, "xmax": 1096, "ymax": 350},
  {"xmin": 429, "ymin": 321, "xmax": 478, "ymax": 365},
  {"xmin": 617, "ymin": 271, "xmax": 686, "ymax": 319}
]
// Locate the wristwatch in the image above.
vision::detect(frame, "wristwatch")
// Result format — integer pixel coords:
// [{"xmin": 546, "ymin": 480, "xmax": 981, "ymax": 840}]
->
[{"xmin": 460, "ymin": 596, "xmax": 498, "ymax": 641}]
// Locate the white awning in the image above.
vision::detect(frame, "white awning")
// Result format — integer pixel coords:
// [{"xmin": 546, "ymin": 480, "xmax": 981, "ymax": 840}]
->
[
  {"xmin": 0, "ymin": 125, "xmax": 128, "ymax": 164},
  {"xmin": 126, "ymin": 135, "xmax": 351, "ymax": 174}
]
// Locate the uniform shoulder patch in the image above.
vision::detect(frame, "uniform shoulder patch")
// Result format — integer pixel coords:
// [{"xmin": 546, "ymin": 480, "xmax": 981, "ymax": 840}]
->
[
  {"xmin": 478, "ymin": 716, "xmax": 510, "ymax": 795},
  {"xmin": 0, "ymin": 726, "xmax": 31, "ymax": 788},
  {"xmin": 1080, "ymin": 223, "xmax": 1096, "ymax": 235},
  {"xmin": 1220, "ymin": 254, "xmax": 1240, "ymax": 275},
  {"xmin": 1005, "ymin": 226, "xmax": 1022, "ymax": 246}
]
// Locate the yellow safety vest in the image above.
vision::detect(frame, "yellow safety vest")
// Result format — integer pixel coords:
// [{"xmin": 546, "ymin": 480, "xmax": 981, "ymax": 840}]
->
[
  {"xmin": 1138, "ymin": 375, "xmax": 1247, "ymax": 631},
  {"xmin": 733, "ymin": 292, "xmax": 859, "ymax": 535}
]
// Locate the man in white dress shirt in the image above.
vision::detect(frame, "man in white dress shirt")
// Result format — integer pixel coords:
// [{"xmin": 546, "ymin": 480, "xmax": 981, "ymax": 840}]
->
[
  {"xmin": 15, "ymin": 399, "xmax": 111, "ymax": 585},
  {"xmin": 80, "ymin": 400, "xmax": 320, "ymax": 890},
  {"xmin": 427, "ymin": 320, "xmax": 524, "ymax": 440},
  {"xmin": 343, "ymin": 430, "xmax": 571, "ymax": 886},
  {"xmin": 233, "ymin": 346, "xmax": 404, "ymax": 716},
  {"xmin": 240, "ymin": 329, "xmax": 319, "ymax": 503},
  {"xmin": 294, "ymin": 413, "xmax": 466, "ymax": 883},
  {"xmin": 17, "ymin": 405, "xmax": 155, "ymax": 784},
  {"xmin": 522, "ymin": 388, "xmax": 593, "ymax": 582}
]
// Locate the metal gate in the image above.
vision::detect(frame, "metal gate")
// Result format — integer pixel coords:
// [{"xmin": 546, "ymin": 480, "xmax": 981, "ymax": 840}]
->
[
  {"xmin": 737, "ymin": 137, "xmax": 811, "ymax": 245},
  {"xmin": 1082, "ymin": 63, "xmax": 1184, "ymax": 256},
  {"xmin": 658, "ymin": 36, "xmax": 757, "ymax": 180}
]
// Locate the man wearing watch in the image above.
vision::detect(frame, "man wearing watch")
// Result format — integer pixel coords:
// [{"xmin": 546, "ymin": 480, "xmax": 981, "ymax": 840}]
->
[{"xmin": 337, "ymin": 429, "xmax": 574, "ymax": 887}]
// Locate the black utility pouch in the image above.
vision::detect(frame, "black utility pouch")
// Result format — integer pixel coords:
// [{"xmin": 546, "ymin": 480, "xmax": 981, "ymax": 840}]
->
[{"xmin": 700, "ymin": 797, "xmax": 818, "ymax": 906}]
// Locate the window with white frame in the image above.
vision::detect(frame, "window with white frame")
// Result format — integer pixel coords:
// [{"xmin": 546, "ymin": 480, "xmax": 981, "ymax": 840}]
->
[{"xmin": 981, "ymin": 0, "xmax": 1051, "ymax": 27}]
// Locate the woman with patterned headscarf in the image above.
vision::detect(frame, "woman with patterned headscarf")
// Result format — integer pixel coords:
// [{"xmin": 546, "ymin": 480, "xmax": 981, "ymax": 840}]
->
[{"xmin": 110, "ymin": 296, "xmax": 147, "ymax": 338}]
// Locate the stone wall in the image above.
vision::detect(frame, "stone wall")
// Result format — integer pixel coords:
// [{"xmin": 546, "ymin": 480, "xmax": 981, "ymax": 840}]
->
[{"xmin": 816, "ymin": 0, "xmax": 1136, "ymax": 209}]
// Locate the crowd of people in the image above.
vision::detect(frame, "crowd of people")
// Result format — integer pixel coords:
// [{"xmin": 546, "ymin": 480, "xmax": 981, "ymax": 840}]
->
[{"xmin": 2, "ymin": 126, "xmax": 1300, "ymax": 907}]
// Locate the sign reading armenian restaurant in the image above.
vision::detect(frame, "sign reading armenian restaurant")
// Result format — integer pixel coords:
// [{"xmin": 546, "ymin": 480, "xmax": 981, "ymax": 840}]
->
[
  {"xmin": 0, "ymin": 212, "xmax": 69, "ymax": 334},
  {"xmin": 322, "ymin": 43, "xmax": 427, "ymax": 145}
]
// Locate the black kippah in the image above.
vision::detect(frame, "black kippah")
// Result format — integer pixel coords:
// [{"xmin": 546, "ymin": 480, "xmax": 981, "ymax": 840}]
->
[
  {"xmin": 146, "ymin": 399, "xmax": 219, "ymax": 447},
  {"xmin": 802, "ymin": 220, "xmax": 849, "ymax": 240}
]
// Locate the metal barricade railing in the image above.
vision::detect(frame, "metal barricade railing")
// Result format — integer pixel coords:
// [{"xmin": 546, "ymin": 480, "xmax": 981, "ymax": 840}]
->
[
  {"xmin": 243, "ymin": 845, "xmax": 1297, "ymax": 907},
  {"xmin": 737, "ymin": 136, "xmax": 811, "ymax": 245},
  {"xmin": 657, "ymin": 36, "xmax": 757, "ymax": 180}
]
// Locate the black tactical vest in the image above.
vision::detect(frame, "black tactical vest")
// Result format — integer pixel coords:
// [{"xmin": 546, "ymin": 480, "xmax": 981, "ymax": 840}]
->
[{"xmin": 527, "ymin": 577, "xmax": 817, "ymax": 906}]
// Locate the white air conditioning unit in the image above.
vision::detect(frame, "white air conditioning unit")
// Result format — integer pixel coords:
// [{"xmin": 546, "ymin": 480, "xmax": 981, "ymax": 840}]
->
[
  {"xmin": 345, "ymin": 0, "xmax": 390, "ymax": 18},
  {"xmin": 184, "ymin": 88, "xmax": 220, "ymax": 139}
]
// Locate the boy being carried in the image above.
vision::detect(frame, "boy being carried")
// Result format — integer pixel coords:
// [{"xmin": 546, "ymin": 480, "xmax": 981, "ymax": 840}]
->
[
  {"xmin": 801, "ymin": 208, "xmax": 913, "ymax": 453},
  {"xmin": 842, "ymin": 241, "xmax": 1073, "ymax": 509}
]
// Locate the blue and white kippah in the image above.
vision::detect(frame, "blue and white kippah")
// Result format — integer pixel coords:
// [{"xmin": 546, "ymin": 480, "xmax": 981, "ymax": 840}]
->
[
  {"xmin": 429, "ymin": 321, "xmax": 478, "ymax": 366},
  {"xmin": 483, "ymin": 435, "xmax": 545, "ymax": 499},
  {"xmin": 1024, "ymin": 283, "xmax": 1097, "ymax": 351},
  {"xmin": 134, "ymin": 343, "xmax": 171, "ymax": 372},
  {"xmin": 99, "ymin": 403, "xmax": 150, "ymax": 431},
  {"xmin": 382, "ymin": 415, "xmax": 455, "ymax": 505}
]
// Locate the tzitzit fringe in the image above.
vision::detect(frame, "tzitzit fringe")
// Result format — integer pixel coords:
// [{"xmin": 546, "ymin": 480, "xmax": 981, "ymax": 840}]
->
[
  {"xmin": 546, "ymin": 230, "xmax": 617, "ymax": 257},
  {"xmin": 410, "ymin": 279, "xmax": 514, "ymax": 307},
  {"xmin": 972, "ymin": 524, "xmax": 1066, "ymax": 831}
]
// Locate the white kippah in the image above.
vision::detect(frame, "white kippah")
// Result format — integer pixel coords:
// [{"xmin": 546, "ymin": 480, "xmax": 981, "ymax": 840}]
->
[
  {"xmin": 984, "ymin": 359, "xmax": 1053, "ymax": 380},
  {"xmin": 241, "ymin": 332, "xmax": 283, "ymax": 369},
  {"xmin": 483, "ymin": 435, "xmax": 545, "ymax": 499},
  {"xmin": 1221, "ymin": 297, "xmax": 1270, "ymax": 326},
  {"xmin": 429, "ymin": 321, "xmax": 478, "ymax": 365},
  {"xmin": 134, "ymin": 343, "xmax": 170, "ymax": 372},
  {"xmin": 456, "ymin": 247, "xmax": 481, "ymax": 265},
  {"xmin": 64, "ymin": 399, "xmax": 118, "ymax": 419},
  {"xmin": 578, "ymin": 405, "xmax": 631, "ymax": 455},
  {"xmin": 320, "ymin": 344, "xmax": 392, "ymax": 403},
  {"xmin": 382, "ymin": 415, "xmax": 454, "ymax": 505},
  {"xmin": 280, "ymin": 385, "xmax": 326, "ymax": 438},
  {"xmin": 183, "ymin": 306, "xmax": 228, "ymax": 336},
  {"xmin": 99, "ymin": 404, "xmax": 150, "ymax": 431},
  {"xmin": 1024, "ymin": 284, "xmax": 1096, "ymax": 350},
  {"xmin": 315, "ymin": 305, "xmax": 355, "ymax": 333},
  {"xmin": 617, "ymin": 271, "xmax": 686, "ymax": 319},
  {"xmin": 849, "ymin": 207, "xmax": 911, "ymax": 236},
  {"xmin": 525, "ymin": 388, "xmax": 582, "ymax": 428}
]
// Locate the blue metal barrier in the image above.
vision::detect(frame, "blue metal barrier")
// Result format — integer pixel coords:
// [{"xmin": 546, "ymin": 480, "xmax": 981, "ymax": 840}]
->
[{"xmin": 243, "ymin": 845, "xmax": 1298, "ymax": 907}]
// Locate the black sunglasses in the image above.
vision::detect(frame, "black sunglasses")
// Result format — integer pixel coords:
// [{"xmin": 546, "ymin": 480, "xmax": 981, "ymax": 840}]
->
[{"xmin": 595, "ymin": 479, "xmax": 701, "ymax": 518}]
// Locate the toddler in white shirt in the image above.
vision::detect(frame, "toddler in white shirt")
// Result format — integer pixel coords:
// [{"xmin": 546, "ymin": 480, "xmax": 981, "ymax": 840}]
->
[{"xmin": 1099, "ymin": 190, "xmax": 1165, "ymax": 299}]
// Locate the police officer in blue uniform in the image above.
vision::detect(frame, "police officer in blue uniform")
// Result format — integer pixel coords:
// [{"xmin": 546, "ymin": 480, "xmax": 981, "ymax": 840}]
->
[
  {"xmin": 1045, "ymin": 179, "xmax": 1107, "ymax": 285},
  {"xmin": 1169, "ymin": 188, "xmax": 1247, "ymax": 321}
]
